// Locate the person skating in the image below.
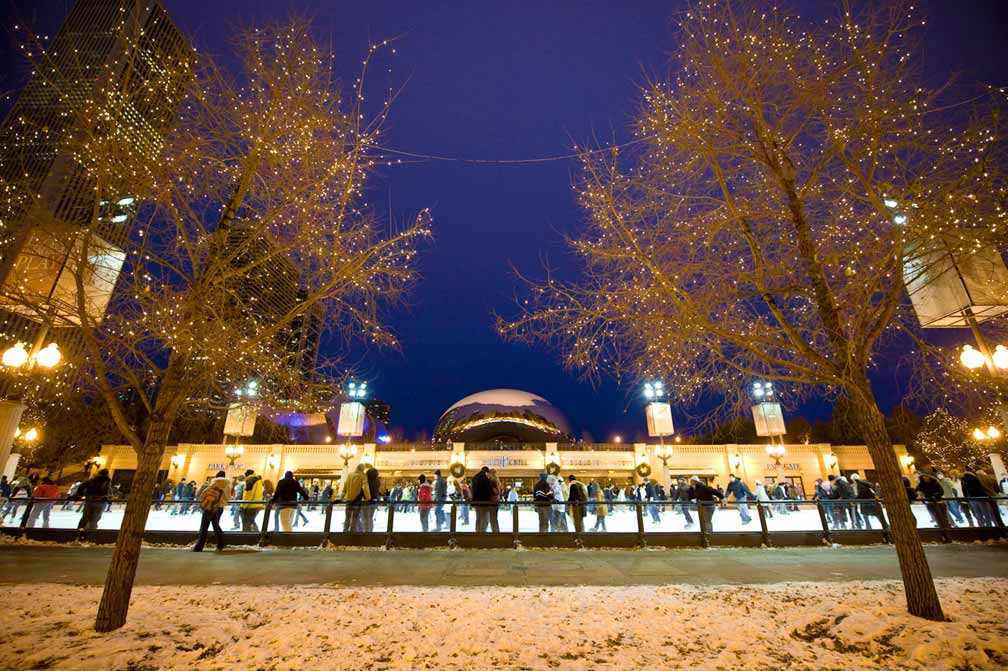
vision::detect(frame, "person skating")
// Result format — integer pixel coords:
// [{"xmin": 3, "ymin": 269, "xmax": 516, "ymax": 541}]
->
[
  {"xmin": 417, "ymin": 474, "xmax": 433, "ymax": 532},
  {"xmin": 724, "ymin": 474, "xmax": 753, "ymax": 525},
  {"xmin": 592, "ymin": 485, "xmax": 608, "ymax": 531},
  {"xmin": 915, "ymin": 470, "xmax": 949, "ymax": 529},
  {"xmin": 27, "ymin": 477, "xmax": 60, "ymax": 528},
  {"xmin": 533, "ymin": 473, "xmax": 553, "ymax": 532},
  {"xmin": 674, "ymin": 478, "xmax": 694, "ymax": 528},
  {"xmin": 689, "ymin": 476, "xmax": 722, "ymax": 530},
  {"xmin": 546, "ymin": 474, "xmax": 567, "ymax": 532},
  {"xmin": 850, "ymin": 473, "xmax": 880, "ymax": 529},
  {"xmin": 829, "ymin": 474, "xmax": 855, "ymax": 529},
  {"xmin": 273, "ymin": 471, "xmax": 310, "ymax": 532},
  {"xmin": 433, "ymin": 469, "xmax": 448, "ymax": 532},
  {"xmin": 753, "ymin": 480, "xmax": 772, "ymax": 518},
  {"xmin": 342, "ymin": 464, "xmax": 371, "ymax": 532},
  {"xmin": 75, "ymin": 468, "xmax": 111, "ymax": 534},
  {"xmin": 193, "ymin": 470, "xmax": 230, "ymax": 551},
  {"xmin": 566, "ymin": 474, "xmax": 588, "ymax": 534},
  {"xmin": 240, "ymin": 469, "xmax": 265, "ymax": 532}
]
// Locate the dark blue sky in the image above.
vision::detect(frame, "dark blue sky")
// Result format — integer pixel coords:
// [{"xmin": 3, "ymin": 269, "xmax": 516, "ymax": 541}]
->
[{"xmin": 5, "ymin": 1, "xmax": 1008, "ymax": 440}]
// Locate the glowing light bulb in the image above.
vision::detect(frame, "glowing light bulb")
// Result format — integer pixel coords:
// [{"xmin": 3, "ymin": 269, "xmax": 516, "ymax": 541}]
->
[
  {"xmin": 2, "ymin": 343, "xmax": 29, "ymax": 368},
  {"xmin": 960, "ymin": 345, "xmax": 985, "ymax": 370},
  {"xmin": 34, "ymin": 342, "xmax": 61, "ymax": 368},
  {"xmin": 993, "ymin": 345, "xmax": 1008, "ymax": 370}
]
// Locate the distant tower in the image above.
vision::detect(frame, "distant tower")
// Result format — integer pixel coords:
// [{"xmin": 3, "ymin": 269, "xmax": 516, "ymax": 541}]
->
[
  {"xmin": 0, "ymin": 0, "xmax": 193, "ymax": 370},
  {"xmin": 366, "ymin": 398, "xmax": 391, "ymax": 428}
]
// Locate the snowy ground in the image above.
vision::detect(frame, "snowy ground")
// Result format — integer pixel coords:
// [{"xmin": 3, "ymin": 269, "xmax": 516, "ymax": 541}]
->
[
  {"xmin": 1, "ymin": 578, "xmax": 1005, "ymax": 670},
  {"xmin": 11, "ymin": 500, "xmax": 1003, "ymax": 534}
]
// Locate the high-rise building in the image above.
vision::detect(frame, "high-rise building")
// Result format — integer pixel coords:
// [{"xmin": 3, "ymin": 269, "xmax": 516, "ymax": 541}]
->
[
  {"xmin": 0, "ymin": 0, "xmax": 193, "ymax": 378},
  {"xmin": 223, "ymin": 223, "xmax": 324, "ymax": 383},
  {"xmin": 365, "ymin": 399, "xmax": 391, "ymax": 428}
]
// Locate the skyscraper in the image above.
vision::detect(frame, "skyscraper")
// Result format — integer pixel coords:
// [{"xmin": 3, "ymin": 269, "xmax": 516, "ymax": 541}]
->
[{"xmin": 0, "ymin": 0, "xmax": 193, "ymax": 370}]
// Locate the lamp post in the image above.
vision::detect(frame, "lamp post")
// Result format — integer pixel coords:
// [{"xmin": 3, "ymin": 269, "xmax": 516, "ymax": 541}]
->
[
  {"xmin": 224, "ymin": 444, "xmax": 244, "ymax": 477},
  {"xmin": 654, "ymin": 444, "xmax": 673, "ymax": 488},
  {"xmin": 1, "ymin": 333, "xmax": 63, "ymax": 479},
  {"xmin": 766, "ymin": 444, "xmax": 786, "ymax": 489},
  {"xmin": 338, "ymin": 444, "xmax": 358, "ymax": 496},
  {"xmin": 959, "ymin": 341, "xmax": 1008, "ymax": 433}
]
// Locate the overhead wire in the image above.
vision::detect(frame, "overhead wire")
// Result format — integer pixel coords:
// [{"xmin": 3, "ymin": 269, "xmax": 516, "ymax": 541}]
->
[{"xmin": 372, "ymin": 135, "xmax": 653, "ymax": 165}]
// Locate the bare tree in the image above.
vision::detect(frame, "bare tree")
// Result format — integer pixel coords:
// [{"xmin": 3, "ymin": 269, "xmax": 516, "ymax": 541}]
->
[
  {"xmin": 501, "ymin": 1, "xmax": 1005, "ymax": 620},
  {"xmin": 2, "ymin": 14, "xmax": 429, "ymax": 631},
  {"xmin": 915, "ymin": 408, "xmax": 1004, "ymax": 472}
]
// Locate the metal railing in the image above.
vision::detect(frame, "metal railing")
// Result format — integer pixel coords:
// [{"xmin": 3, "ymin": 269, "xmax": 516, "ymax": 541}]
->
[{"xmin": 2, "ymin": 495, "xmax": 1005, "ymax": 548}]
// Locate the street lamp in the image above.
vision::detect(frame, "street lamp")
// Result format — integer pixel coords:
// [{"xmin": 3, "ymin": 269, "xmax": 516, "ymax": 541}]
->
[
  {"xmin": 766, "ymin": 444, "xmax": 787, "ymax": 487},
  {"xmin": 643, "ymin": 380, "xmax": 665, "ymax": 401},
  {"xmin": 224, "ymin": 444, "xmax": 244, "ymax": 475},
  {"xmin": 347, "ymin": 381, "xmax": 368, "ymax": 399},
  {"xmin": 654, "ymin": 444, "xmax": 673, "ymax": 487},
  {"xmin": 2, "ymin": 341, "xmax": 62, "ymax": 370},
  {"xmin": 972, "ymin": 426, "xmax": 1002, "ymax": 441}
]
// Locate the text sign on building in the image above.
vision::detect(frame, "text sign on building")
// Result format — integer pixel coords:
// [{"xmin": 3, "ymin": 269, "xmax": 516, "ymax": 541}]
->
[
  {"xmin": 223, "ymin": 404, "xmax": 257, "ymax": 437},
  {"xmin": 765, "ymin": 462, "xmax": 801, "ymax": 471},
  {"xmin": 751, "ymin": 402, "xmax": 785, "ymax": 437},
  {"xmin": 645, "ymin": 402, "xmax": 674, "ymax": 437},
  {"xmin": 337, "ymin": 401, "xmax": 366, "ymax": 437}
]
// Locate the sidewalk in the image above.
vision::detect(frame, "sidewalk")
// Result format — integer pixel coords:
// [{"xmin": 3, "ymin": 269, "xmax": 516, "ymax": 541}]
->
[{"xmin": 1, "ymin": 542, "xmax": 1004, "ymax": 586}]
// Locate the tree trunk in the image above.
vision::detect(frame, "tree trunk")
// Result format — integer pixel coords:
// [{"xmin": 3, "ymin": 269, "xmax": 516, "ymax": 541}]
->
[
  {"xmin": 848, "ymin": 377, "xmax": 945, "ymax": 621},
  {"xmin": 94, "ymin": 357, "xmax": 185, "ymax": 632}
]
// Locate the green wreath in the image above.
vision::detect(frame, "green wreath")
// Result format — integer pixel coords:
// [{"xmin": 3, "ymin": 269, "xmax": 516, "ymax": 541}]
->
[
  {"xmin": 449, "ymin": 462, "xmax": 466, "ymax": 479},
  {"xmin": 635, "ymin": 462, "xmax": 652, "ymax": 478},
  {"xmin": 545, "ymin": 462, "xmax": 561, "ymax": 476}
]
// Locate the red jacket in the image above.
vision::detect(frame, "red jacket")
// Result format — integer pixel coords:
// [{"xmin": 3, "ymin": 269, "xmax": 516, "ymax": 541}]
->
[
  {"xmin": 33, "ymin": 484, "xmax": 60, "ymax": 499},
  {"xmin": 418, "ymin": 483, "xmax": 433, "ymax": 511}
]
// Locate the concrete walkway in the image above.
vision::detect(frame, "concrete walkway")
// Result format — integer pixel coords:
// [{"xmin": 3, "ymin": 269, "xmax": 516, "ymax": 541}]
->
[{"xmin": 0, "ymin": 543, "xmax": 1005, "ymax": 586}]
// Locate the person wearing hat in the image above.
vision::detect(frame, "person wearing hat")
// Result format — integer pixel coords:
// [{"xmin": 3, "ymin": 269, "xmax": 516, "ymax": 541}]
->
[
  {"xmin": 688, "ymin": 476, "xmax": 722, "ymax": 530},
  {"xmin": 273, "ymin": 470, "xmax": 310, "ymax": 532},
  {"xmin": 240, "ymin": 469, "xmax": 265, "ymax": 532}
]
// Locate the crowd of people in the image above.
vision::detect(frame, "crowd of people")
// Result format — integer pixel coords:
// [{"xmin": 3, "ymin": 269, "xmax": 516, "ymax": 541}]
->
[{"xmin": 1, "ymin": 462, "xmax": 1006, "ymax": 549}]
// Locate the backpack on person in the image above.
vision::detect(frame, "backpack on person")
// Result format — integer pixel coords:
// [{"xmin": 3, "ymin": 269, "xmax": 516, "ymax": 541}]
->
[{"xmin": 199, "ymin": 485, "xmax": 223, "ymax": 512}]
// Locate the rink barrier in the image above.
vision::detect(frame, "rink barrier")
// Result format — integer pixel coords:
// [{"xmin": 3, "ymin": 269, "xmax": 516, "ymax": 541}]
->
[{"xmin": 1, "ymin": 496, "xmax": 1005, "ymax": 548}]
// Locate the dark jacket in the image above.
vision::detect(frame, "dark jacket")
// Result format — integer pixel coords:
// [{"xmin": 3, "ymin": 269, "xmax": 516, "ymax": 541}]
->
[
  {"xmin": 674, "ymin": 483, "xmax": 692, "ymax": 502},
  {"xmin": 533, "ymin": 477, "xmax": 553, "ymax": 505},
  {"xmin": 366, "ymin": 468, "xmax": 381, "ymax": 503},
  {"xmin": 470, "ymin": 470, "xmax": 494, "ymax": 502},
  {"xmin": 831, "ymin": 477, "xmax": 855, "ymax": 500},
  {"xmin": 78, "ymin": 473, "xmax": 111, "ymax": 501},
  {"xmin": 724, "ymin": 479, "xmax": 752, "ymax": 501},
  {"xmin": 433, "ymin": 475, "xmax": 447, "ymax": 501},
  {"xmin": 273, "ymin": 476, "xmax": 309, "ymax": 507},
  {"xmin": 915, "ymin": 476, "xmax": 943, "ymax": 501},
  {"xmin": 691, "ymin": 481, "xmax": 722, "ymax": 502},
  {"xmin": 960, "ymin": 473, "xmax": 993, "ymax": 498},
  {"xmin": 853, "ymin": 479, "xmax": 876, "ymax": 500}
]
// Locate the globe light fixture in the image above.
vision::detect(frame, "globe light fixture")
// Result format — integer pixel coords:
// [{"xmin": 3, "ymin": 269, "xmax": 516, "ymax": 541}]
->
[
  {"xmin": 960, "ymin": 345, "xmax": 985, "ymax": 369},
  {"xmin": 993, "ymin": 345, "xmax": 1008, "ymax": 370},
  {"xmin": 2, "ymin": 342, "xmax": 29, "ymax": 368},
  {"xmin": 22, "ymin": 427, "xmax": 39, "ymax": 442},
  {"xmin": 765, "ymin": 444, "xmax": 786, "ymax": 460},
  {"xmin": 34, "ymin": 342, "xmax": 62, "ymax": 368}
]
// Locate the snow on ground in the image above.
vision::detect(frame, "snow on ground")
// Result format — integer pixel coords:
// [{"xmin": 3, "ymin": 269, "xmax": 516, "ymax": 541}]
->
[{"xmin": 1, "ymin": 579, "xmax": 1005, "ymax": 670}]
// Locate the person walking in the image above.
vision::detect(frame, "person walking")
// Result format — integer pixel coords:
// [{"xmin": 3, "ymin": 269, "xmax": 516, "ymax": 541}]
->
[
  {"xmin": 724, "ymin": 474, "xmax": 753, "ymax": 525},
  {"xmin": 566, "ymin": 474, "xmax": 588, "ymax": 534},
  {"xmin": 689, "ymin": 476, "xmax": 722, "ymax": 530},
  {"xmin": 342, "ymin": 464, "xmax": 371, "ymax": 532},
  {"xmin": 193, "ymin": 470, "xmax": 230, "ymax": 551},
  {"xmin": 273, "ymin": 471, "xmax": 310, "ymax": 532},
  {"xmin": 533, "ymin": 473, "xmax": 553, "ymax": 532},
  {"xmin": 239, "ymin": 469, "xmax": 265, "ymax": 532},
  {"xmin": 417, "ymin": 474, "xmax": 433, "ymax": 532},
  {"xmin": 27, "ymin": 477, "xmax": 60, "ymax": 528},
  {"xmin": 76, "ymin": 468, "xmax": 111, "ymax": 534}
]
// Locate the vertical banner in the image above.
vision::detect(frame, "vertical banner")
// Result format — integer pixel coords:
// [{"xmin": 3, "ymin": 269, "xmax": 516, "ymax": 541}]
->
[
  {"xmin": 752, "ymin": 402, "xmax": 786, "ymax": 437},
  {"xmin": 645, "ymin": 402, "xmax": 674, "ymax": 437},
  {"xmin": 224, "ymin": 403, "xmax": 257, "ymax": 437},
  {"xmin": 337, "ymin": 401, "xmax": 366, "ymax": 437}
]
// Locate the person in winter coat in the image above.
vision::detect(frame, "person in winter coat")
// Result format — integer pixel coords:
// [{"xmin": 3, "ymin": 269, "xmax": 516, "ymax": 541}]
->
[
  {"xmin": 643, "ymin": 477, "xmax": 661, "ymax": 523},
  {"xmin": 592, "ymin": 486, "xmax": 608, "ymax": 531},
  {"xmin": 273, "ymin": 471, "xmax": 310, "ymax": 532},
  {"xmin": 27, "ymin": 477, "xmax": 60, "ymax": 528},
  {"xmin": 936, "ymin": 472, "xmax": 964, "ymax": 526},
  {"xmin": 240, "ymin": 470, "xmax": 265, "ymax": 532},
  {"xmin": 470, "ymin": 466, "xmax": 494, "ymax": 532},
  {"xmin": 364, "ymin": 467, "xmax": 381, "ymax": 533},
  {"xmin": 546, "ymin": 474, "xmax": 567, "ymax": 532},
  {"xmin": 689, "ymin": 476, "xmax": 722, "ymax": 530},
  {"xmin": 566, "ymin": 474, "xmax": 588, "ymax": 533},
  {"xmin": 433, "ymin": 469, "xmax": 448, "ymax": 532},
  {"xmin": 417, "ymin": 474, "xmax": 433, "ymax": 532},
  {"xmin": 76, "ymin": 469, "xmax": 111, "ymax": 532},
  {"xmin": 960, "ymin": 469, "xmax": 995, "ymax": 526},
  {"xmin": 849, "ymin": 473, "xmax": 881, "ymax": 529},
  {"xmin": 724, "ymin": 474, "xmax": 753, "ymax": 525},
  {"xmin": 194, "ymin": 470, "xmax": 231, "ymax": 551},
  {"xmin": 770, "ymin": 481, "xmax": 789, "ymax": 515},
  {"xmin": 487, "ymin": 469, "xmax": 502, "ymax": 533},
  {"xmin": 754, "ymin": 480, "xmax": 772, "ymax": 519},
  {"xmin": 342, "ymin": 464, "xmax": 371, "ymax": 532},
  {"xmin": 674, "ymin": 478, "xmax": 694, "ymax": 528},
  {"xmin": 915, "ymin": 470, "xmax": 949, "ymax": 528},
  {"xmin": 829, "ymin": 475, "xmax": 855, "ymax": 529},
  {"xmin": 533, "ymin": 473, "xmax": 553, "ymax": 532}
]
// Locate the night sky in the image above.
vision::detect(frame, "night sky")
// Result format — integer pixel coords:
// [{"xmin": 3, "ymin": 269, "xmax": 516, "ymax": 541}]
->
[{"xmin": 4, "ymin": 1, "xmax": 1008, "ymax": 440}]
